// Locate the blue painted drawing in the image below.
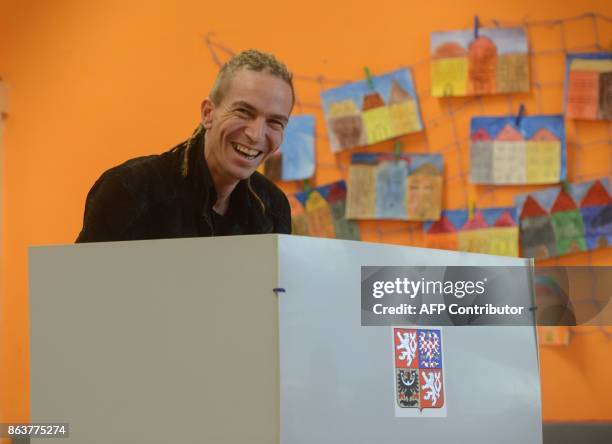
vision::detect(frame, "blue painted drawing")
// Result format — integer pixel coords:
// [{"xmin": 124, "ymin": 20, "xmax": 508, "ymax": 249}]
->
[{"xmin": 263, "ymin": 115, "xmax": 315, "ymax": 181}]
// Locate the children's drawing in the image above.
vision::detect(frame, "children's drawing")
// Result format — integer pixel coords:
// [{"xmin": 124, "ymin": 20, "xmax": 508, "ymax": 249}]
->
[
  {"xmin": 346, "ymin": 153, "xmax": 443, "ymax": 221},
  {"xmin": 515, "ymin": 179, "xmax": 611, "ymax": 259},
  {"xmin": 431, "ymin": 26, "xmax": 529, "ymax": 97},
  {"xmin": 263, "ymin": 115, "xmax": 315, "ymax": 181},
  {"xmin": 470, "ymin": 115, "xmax": 565, "ymax": 185},
  {"xmin": 424, "ymin": 207, "xmax": 519, "ymax": 257},
  {"xmin": 291, "ymin": 180, "xmax": 360, "ymax": 240},
  {"xmin": 321, "ymin": 69, "xmax": 422, "ymax": 152},
  {"xmin": 565, "ymin": 52, "xmax": 612, "ymax": 120}
]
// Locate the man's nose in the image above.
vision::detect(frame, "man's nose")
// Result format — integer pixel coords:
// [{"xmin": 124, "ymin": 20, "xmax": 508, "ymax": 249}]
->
[{"xmin": 244, "ymin": 118, "xmax": 265, "ymax": 144}]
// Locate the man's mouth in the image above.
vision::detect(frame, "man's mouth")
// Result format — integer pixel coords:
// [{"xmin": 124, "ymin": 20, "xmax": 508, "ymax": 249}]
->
[{"xmin": 232, "ymin": 142, "xmax": 262, "ymax": 160}]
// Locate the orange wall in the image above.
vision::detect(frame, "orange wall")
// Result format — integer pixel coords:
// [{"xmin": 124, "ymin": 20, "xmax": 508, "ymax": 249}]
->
[{"xmin": 1, "ymin": 0, "xmax": 611, "ymax": 425}]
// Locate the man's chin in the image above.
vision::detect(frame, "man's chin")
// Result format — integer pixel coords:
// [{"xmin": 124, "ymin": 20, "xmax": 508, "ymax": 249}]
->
[{"xmin": 228, "ymin": 168, "xmax": 257, "ymax": 182}]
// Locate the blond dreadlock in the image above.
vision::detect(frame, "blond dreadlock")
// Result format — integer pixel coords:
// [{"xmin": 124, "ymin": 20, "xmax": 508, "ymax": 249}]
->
[{"xmin": 180, "ymin": 124, "xmax": 204, "ymax": 177}]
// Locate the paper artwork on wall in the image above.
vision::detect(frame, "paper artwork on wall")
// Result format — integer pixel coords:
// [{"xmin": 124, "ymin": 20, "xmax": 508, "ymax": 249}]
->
[
  {"xmin": 431, "ymin": 26, "xmax": 529, "ymax": 97},
  {"xmin": 290, "ymin": 180, "xmax": 360, "ymax": 240},
  {"xmin": 424, "ymin": 206, "xmax": 519, "ymax": 257},
  {"xmin": 321, "ymin": 69, "xmax": 423, "ymax": 153},
  {"xmin": 515, "ymin": 179, "xmax": 612, "ymax": 259},
  {"xmin": 345, "ymin": 153, "xmax": 443, "ymax": 221},
  {"xmin": 565, "ymin": 52, "xmax": 612, "ymax": 120},
  {"xmin": 470, "ymin": 114, "xmax": 566, "ymax": 185},
  {"xmin": 263, "ymin": 115, "xmax": 316, "ymax": 181}
]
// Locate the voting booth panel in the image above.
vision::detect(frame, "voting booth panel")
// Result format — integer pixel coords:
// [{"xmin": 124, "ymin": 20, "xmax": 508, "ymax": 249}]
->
[
  {"xmin": 29, "ymin": 236, "xmax": 281, "ymax": 443},
  {"xmin": 29, "ymin": 234, "xmax": 542, "ymax": 443},
  {"xmin": 278, "ymin": 236, "xmax": 541, "ymax": 443}
]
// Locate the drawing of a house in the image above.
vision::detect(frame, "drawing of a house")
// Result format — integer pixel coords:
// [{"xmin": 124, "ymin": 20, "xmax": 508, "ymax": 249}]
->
[
  {"xmin": 520, "ymin": 196, "xmax": 557, "ymax": 259},
  {"xmin": 567, "ymin": 69, "xmax": 599, "ymax": 119},
  {"xmin": 580, "ymin": 180, "xmax": 612, "ymax": 248},
  {"xmin": 470, "ymin": 127, "xmax": 494, "ymax": 183},
  {"xmin": 489, "ymin": 210, "xmax": 519, "ymax": 256},
  {"xmin": 425, "ymin": 215, "xmax": 458, "ymax": 251},
  {"xmin": 432, "ymin": 42, "xmax": 468, "ymax": 97},
  {"xmin": 435, "ymin": 42, "xmax": 467, "ymax": 58},
  {"xmin": 496, "ymin": 123, "xmax": 523, "ymax": 141},
  {"xmin": 304, "ymin": 190, "xmax": 336, "ymax": 238},
  {"xmin": 472, "ymin": 127, "xmax": 493, "ymax": 142},
  {"xmin": 288, "ymin": 195, "xmax": 309, "ymax": 236},
  {"xmin": 462, "ymin": 211, "xmax": 489, "ymax": 230},
  {"xmin": 493, "ymin": 210, "xmax": 516, "ymax": 227},
  {"xmin": 326, "ymin": 182, "xmax": 360, "ymax": 240},
  {"xmin": 599, "ymin": 71, "xmax": 612, "ymax": 119},
  {"xmin": 468, "ymin": 36, "xmax": 497, "ymax": 95},
  {"xmin": 567, "ymin": 57, "xmax": 612, "ymax": 120},
  {"xmin": 550, "ymin": 190, "xmax": 587, "ymax": 255},
  {"xmin": 493, "ymin": 123, "xmax": 526, "ymax": 183},
  {"xmin": 405, "ymin": 162, "xmax": 442, "ymax": 220},
  {"xmin": 328, "ymin": 99, "xmax": 365, "ymax": 151},
  {"xmin": 363, "ymin": 92, "xmax": 385, "ymax": 109},
  {"xmin": 388, "ymin": 79, "xmax": 420, "ymax": 134},
  {"xmin": 362, "ymin": 91, "xmax": 393, "ymax": 144},
  {"xmin": 526, "ymin": 127, "xmax": 561, "ymax": 183},
  {"xmin": 457, "ymin": 211, "xmax": 490, "ymax": 253},
  {"xmin": 345, "ymin": 163, "xmax": 377, "ymax": 219},
  {"xmin": 530, "ymin": 128, "xmax": 558, "ymax": 140},
  {"xmin": 375, "ymin": 160, "xmax": 407, "ymax": 219},
  {"xmin": 496, "ymin": 52, "xmax": 529, "ymax": 93}
]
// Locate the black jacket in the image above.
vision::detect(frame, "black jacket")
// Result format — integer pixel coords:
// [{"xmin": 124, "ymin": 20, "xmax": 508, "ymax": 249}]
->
[{"xmin": 76, "ymin": 130, "xmax": 291, "ymax": 242}]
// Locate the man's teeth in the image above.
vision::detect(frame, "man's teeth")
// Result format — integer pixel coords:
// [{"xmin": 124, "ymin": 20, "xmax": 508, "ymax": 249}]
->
[{"xmin": 232, "ymin": 143, "xmax": 260, "ymax": 158}]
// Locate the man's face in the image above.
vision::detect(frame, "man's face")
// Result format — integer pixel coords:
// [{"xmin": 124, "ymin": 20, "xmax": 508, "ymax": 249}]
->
[{"xmin": 201, "ymin": 69, "xmax": 293, "ymax": 183}]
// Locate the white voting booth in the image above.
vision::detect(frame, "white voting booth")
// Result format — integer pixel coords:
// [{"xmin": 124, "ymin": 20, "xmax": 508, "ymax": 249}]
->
[{"xmin": 29, "ymin": 234, "xmax": 542, "ymax": 443}]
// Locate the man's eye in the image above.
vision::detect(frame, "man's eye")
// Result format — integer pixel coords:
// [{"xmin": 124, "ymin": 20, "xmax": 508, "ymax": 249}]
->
[
  {"xmin": 270, "ymin": 120, "xmax": 285, "ymax": 129},
  {"xmin": 236, "ymin": 108, "xmax": 252, "ymax": 117}
]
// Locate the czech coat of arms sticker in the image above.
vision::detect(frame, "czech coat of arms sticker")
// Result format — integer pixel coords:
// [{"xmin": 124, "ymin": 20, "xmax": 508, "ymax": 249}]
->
[{"xmin": 394, "ymin": 327, "xmax": 447, "ymax": 417}]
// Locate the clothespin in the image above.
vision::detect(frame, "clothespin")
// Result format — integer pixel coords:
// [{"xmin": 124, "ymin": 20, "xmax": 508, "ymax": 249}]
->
[
  {"xmin": 473, "ymin": 15, "xmax": 480, "ymax": 39},
  {"xmin": 468, "ymin": 190, "xmax": 476, "ymax": 220},
  {"xmin": 303, "ymin": 178, "xmax": 312, "ymax": 193},
  {"xmin": 364, "ymin": 67, "xmax": 375, "ymax": 90},
  {"xmin": 394, "ymin": 140, "xmax": 403, "ymax": 162},
  {"xmin": 515, "ymin": 104, "xmax": 526, "ymax": 127}
]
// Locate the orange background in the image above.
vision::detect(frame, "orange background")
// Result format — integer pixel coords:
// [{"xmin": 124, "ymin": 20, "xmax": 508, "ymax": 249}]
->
[{"xmin": 1, "ymin": 0, "xmax": 611, "ymax": 427}]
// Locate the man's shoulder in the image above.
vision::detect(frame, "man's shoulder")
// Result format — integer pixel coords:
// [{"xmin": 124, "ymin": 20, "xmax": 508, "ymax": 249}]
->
[
  {"xmin": 101, "ymin": 146, "xmax": 183, "ymax": 185},
  {"xmin": 84, "ymin": 144, "xmax": 187, "ymax": 216},
  {"xmin": 90, "ymin": 144, "xmax": 188, "ymax": 205},
  {"xmin": 76, "ymin": 145, "xmax": 187, "ymax": 243}
]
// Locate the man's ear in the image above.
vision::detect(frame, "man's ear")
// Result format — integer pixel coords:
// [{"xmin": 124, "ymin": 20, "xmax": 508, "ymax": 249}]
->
[{"xmin": 200, "ymin": 98, "xmax": 215, "ymax": 130}]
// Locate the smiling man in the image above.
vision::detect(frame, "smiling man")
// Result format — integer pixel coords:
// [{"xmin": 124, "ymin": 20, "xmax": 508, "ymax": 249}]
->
[{"xmin": 76, "ymin": 50, "xmax": 293, "ymax": 242}]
